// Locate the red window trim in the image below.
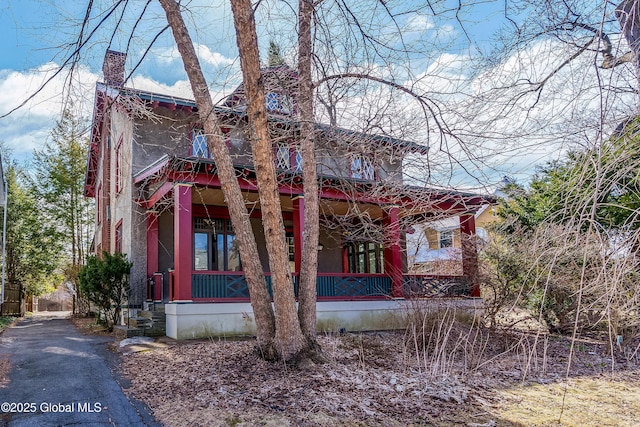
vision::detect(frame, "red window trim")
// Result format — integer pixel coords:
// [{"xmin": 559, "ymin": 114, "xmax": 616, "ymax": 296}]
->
[
  {"xmin": 115, "ymin": 136, "xmax": 124, "ymax": 193},
  {"xmin": 115, "ymin": 219, "xmax": 123, "ymax": 254},
  {"xmin": 97, "ymin": 184, "xmax": 102, "ymax": 224}
]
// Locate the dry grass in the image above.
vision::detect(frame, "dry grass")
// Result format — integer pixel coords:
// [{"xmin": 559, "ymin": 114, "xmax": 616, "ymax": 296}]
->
[
  {"xmin": 495, "ymin": 373, "xmax": 640, "ymax": 426},
  {"xmin": 118, "ymin": 325, "xmax": 640, "ymax": 427},
  {"xmin": 69, "ymin": 315, "xmax": 113, "ymax": 335},
  {"xmin": 0, "ymin": 355, "xmax": 10, "ymax": 389},
  {"xmin": 0, "ymin": 316, "xmax": 16, "ymax": 388}
]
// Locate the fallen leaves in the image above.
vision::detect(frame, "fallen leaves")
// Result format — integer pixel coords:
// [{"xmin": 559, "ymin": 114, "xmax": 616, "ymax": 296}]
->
[{"xmin": 119, "ymin": 331, "xmax": 640, "ymax": 426}]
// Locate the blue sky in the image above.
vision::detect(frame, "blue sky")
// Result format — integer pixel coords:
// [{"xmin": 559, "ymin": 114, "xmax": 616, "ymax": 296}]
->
[
  {"xmin": 0, "ymin": 0, "xmax": 508, "ymax": 156},
  {"xmin": 0, "ymin": 1, "xmax": 629, "ymax": 189}
]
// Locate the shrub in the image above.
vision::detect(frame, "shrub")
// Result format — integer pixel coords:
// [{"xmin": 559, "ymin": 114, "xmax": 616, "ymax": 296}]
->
[{"xmin": 78, "ymin": 252, "xmax": 132, "ymax": 331}]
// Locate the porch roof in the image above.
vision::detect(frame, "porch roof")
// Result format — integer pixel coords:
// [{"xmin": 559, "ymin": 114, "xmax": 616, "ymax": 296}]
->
[{"xmin": 133, "ymin": 155, "xmax": 493, "ymax": 218}]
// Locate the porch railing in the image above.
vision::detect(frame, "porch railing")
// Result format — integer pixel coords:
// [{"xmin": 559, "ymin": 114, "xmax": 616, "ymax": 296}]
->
[
  {"xmin": 402, "ymin": 275, "xmax": 469, "ymax": 297},
  {"xmin": 191, "ymin": 271, "xmax": 392, "ymax": 300}
]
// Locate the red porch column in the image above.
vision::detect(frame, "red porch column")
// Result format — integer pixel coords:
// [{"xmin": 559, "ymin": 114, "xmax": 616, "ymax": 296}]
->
[
  {"xmin": 460, "ymin": 213, "xmax": 480, "ymax": 297},
  {"xmin": 173, "ymin": 183, "xmax": 193, "ymax": 302},
  {"xmin": 383, "ymin": 205, "xmax": 403, "ymax": 298},
  {"xmin": 146, "ymin": 210, "xmax": 161, "ymax": 301},
  {"xmin": 292, "ymin": 195, "xmax": 304, "ymax": 273}
]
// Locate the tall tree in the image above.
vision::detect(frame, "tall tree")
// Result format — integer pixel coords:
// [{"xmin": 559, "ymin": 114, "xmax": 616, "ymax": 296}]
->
[
  {"xmin": 159, "ymin": 0, "xmax": 279, "ymax": 358},
  {"xmin": 1, "ymin": 161, "xmax": 61, "ymax": 297},
  {"xmin": 158, "ymin": 0, "xmax": 323, "ymax": 361},
  {"xmin": 231, "ymin": 0, "xmax": 304, "ymax": 360},
  {"xmin": 297, "ymin": 0, "xmax": 320, "ymax": 341},
  {"xmin": 32, "ymin": 109, "xmax": 94, "ymax": 312},
  {"xmin": 267, "ymin": 41, "xmax": 285, "ymax": 66},
  {"xmin": 230, "ymin": 0, "xmax": 307, "ymax": 360}
]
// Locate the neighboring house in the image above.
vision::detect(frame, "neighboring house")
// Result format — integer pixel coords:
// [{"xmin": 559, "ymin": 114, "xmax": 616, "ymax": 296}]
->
[
  {"xmin": 84, "ymin": 50, "xmax": 491, "ymax": 339},
  {"xmin": 409, "ymin": 204, "xmax": 500, "ymax": 275}
]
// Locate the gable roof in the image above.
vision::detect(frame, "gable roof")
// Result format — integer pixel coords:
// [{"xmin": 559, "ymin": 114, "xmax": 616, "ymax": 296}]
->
[{"xmin": 222, "ymin": 65, "xmax": 298, "ymax": 115}]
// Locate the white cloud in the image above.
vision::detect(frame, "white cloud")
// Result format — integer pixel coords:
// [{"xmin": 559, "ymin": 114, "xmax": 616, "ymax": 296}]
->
[
  {"xmin": 195, "ymin": 44, "xmax": 235, "ymax": 68},
  {"xmin": 150, "ymin": 44, "xmax": 234, "ymax": 69},
  {"xmin": 128, "ymin": 76, "xmax": 195, "ymax": 99},
  {"xmin": 0, "ymin": 60, "xmax": 231, "ymax": 164},
  {"xmin": 319, "ymin": 36, "xmax": 638, "ymax": 190},
  {"xmin": 405, "ymin": 15, "xmax": 435, "ymax": 32},
  {"xmin": 0, "ymin": 63, "xmax": 98, "ymax": 160}
]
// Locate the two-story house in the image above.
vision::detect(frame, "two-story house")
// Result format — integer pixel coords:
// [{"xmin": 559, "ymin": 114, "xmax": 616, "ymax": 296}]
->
[{"xmin": 84, "ymin": 50, "xmax": 490, "ymax": 339}]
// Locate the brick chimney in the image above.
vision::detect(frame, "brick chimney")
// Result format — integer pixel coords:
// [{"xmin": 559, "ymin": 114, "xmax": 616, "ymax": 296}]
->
[{"xmin": 102, "ymin": 50, "xmax": 126, "ymax": 88}]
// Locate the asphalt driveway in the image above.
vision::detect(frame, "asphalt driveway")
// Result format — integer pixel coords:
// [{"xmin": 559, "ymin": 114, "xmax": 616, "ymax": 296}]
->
[{"xmin": 0, "ymin": 312, "xmax": 159, "ymax": 426}]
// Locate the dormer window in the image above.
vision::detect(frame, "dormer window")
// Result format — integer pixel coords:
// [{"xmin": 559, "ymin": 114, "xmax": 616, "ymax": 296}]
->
[
  {"xmin": 266, "ymin": 92, "xmax": 293, "ymax": 115},
  {"xmin": 191, "ymin": 128, "xmax": 211, "ymax": 159},
  {"xmin": 350, "ymin": 155, "xmax": 375, "ymax": 180}
]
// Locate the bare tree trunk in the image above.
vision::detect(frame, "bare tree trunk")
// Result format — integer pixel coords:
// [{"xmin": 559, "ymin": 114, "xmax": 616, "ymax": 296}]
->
[
  {"xmin": 159, "ymin": 0, "xmax": 277, "ymax": 356},
  {"xmin": 230, "ymin": 0, "xmax": 306, "ymax": 361},
  {"xmin": 297, "ymin": 0, "xmax": 320, "ymax": 341}
]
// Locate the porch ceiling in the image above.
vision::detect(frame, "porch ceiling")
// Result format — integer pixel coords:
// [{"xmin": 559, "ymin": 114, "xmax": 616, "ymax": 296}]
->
[
  {"xmin": 187, "ymin": 187, "xmax": 388, "ymax": 219},
  {"xmin": 190, "ymin": 187, "xmax": 296, "ymax": 212},
  {"xmin": 161, "ymin": 185, "xmax": 466, "ymax": 222}
]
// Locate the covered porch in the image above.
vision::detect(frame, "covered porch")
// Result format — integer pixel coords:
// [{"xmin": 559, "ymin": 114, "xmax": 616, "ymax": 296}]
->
[{"xmin": 134, "ymin": 156, "xmax": 488, "ymax": 338}]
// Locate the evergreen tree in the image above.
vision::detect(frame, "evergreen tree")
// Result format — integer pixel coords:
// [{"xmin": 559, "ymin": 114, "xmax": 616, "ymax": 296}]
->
[
  {"xmin": 32, "ymin": 109, "xmax": 94, "ymax": 312},
  {"xmin": 1, "ymin": 160, "xmax": 61, "ymax": 297},
  {"xmin": 267, "ymin": 41, "xmax": 285, "ymax": 67}
]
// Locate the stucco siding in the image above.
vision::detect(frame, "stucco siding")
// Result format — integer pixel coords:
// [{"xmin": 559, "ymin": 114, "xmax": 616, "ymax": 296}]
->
[
  {"xmin": 317, "ymin": 227, "xmax": 343, "ymax": 273},
  {"xmin": 131, "ymin": 107, "xmax": 195, "ymax": 174}
]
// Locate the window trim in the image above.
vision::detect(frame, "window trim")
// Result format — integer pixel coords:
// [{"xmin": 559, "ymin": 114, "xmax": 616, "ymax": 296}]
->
[
  {"xmin": 114, "ymin": 219, "xmax": 123, "ymax": 253},
  {"xmin": 190, "ymin": 127, "xmax": 211, "ymax": 159},
  {"xmin": 193, "ymin": 217, "xmax": 241, "ymax": 271},
  {"xmin": 115, "ymin": 135, "xmax": 124, "ymax": 193},
  {"xmin": 345, "ymin": 241, "xmax": 385, "ymax": 274},
  {"xmin": 97, "ymin": 184, "xmax": 102, "ymax": 224},
  {"xmin": 274, "ymin": 143, "xmax": 302, "ymax": 172},
  {"xmin": 266, "ymin": 92, "xmax": 293, "ymax": 115}
]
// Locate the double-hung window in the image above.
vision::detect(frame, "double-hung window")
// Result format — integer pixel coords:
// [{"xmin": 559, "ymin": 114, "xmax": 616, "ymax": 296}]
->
[
  {"xmin": 115, "ymin": 136, "xmax": 123, "ymax": 193},
  {"xmin": 115, "ymin": 220, "xmax": 123, "ymax": 253},
  {"xmin": 438, "ymin": 230, "xmax": 453, "ymax": 249}
]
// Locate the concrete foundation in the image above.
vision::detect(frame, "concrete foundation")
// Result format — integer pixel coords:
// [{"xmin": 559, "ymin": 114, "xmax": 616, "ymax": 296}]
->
[{"xmin": 165, "ymin": 298, "xmax": 483, "ymax": 340}]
